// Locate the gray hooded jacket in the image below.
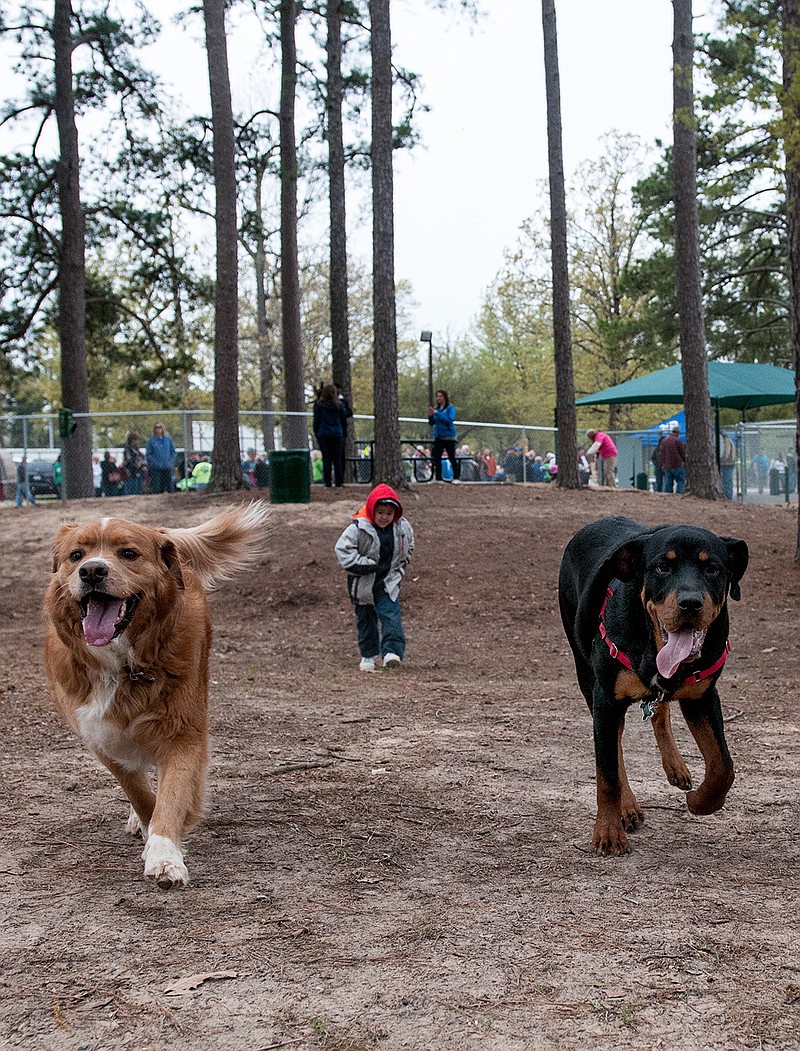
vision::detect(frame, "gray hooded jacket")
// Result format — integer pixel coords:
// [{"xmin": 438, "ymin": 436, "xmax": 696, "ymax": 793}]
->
[{"xmin": 335, "ymin": 515, "xmax": 414, "ymax": 605}]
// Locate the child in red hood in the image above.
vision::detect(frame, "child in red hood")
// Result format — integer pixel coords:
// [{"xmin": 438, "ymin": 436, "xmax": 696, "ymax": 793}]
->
[{"xmin": 334, "ymin": 483, "xmax": 415, "ymax": 671}]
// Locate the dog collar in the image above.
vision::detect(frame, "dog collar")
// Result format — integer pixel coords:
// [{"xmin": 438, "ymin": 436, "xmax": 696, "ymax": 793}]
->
[
  {"xmin": 127, "ymin": 664, "xmax": 156, "ymax": 684},
  {"xmin": 599, "ymin": 587, "xmax": 730, "ymax": 714}
]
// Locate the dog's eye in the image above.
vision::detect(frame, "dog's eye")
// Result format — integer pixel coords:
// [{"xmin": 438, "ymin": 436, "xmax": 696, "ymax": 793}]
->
[
  {"xmin": 119, "ymin": 548, "xmax": 140, "ymax": 561},
  {"xmin": 68, "ymin": 549, "xmax": 83, "ymax": 562},
  {"xmin": 704, "ymin": 564, "xmax": 722, "ymax": 577},
  {"xmin": 654, "ymin": 562, "xmax": 671, "ymax": 575}
]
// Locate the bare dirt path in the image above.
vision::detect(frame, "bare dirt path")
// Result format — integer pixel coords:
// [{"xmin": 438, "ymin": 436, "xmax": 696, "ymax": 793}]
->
[{"xmin": 1, "ymin": 483, "xmax": 799, "ymax": 1050}]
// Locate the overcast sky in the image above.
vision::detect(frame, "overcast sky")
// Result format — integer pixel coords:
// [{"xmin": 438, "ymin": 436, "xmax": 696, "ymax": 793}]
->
[{"xmin": 150, "ymin": 1, "xmax": 713, "ymax": 342}]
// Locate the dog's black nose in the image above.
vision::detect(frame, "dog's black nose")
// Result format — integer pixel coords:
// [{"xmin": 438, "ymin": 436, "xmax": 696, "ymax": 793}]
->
[
  {"xmin": 79, "ymin": 561, "xmax": 109, "ymax": 584},
  {"xmin": 678, "ymin": 591, "xmax": 704, "ymax": 613}
]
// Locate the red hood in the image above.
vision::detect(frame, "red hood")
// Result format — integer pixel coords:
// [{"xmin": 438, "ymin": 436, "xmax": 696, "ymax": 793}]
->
[{"xmin": 354, "ymin": 483, "xmax": 404, "ymax": 523}]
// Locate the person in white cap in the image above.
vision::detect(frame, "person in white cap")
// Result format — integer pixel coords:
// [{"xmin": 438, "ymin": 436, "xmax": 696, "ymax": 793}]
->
[{"xmin": 650, "ymin": 423, "xmax": 669, "ymax": 492}]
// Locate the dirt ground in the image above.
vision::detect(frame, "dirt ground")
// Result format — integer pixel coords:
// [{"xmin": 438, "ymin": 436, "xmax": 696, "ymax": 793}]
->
[{"xmin": 2, "ymin": 482, "xmax": 799, "ymax": 1051}]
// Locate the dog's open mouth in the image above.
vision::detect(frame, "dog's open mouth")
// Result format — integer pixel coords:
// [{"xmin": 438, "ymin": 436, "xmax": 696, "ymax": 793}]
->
[
  {"xmin": 656, "ymin": 624, "xmax": 707, "ymax": 679},
  {"xmin": 80, "ymin": 592, "xmax": 140, "ymax": 647}
]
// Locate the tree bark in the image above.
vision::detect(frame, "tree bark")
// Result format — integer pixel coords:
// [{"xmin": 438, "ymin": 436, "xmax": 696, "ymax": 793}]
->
[
  {"xmin": 541, "ymin": 0, "xmax": 579, "ymax": 488},
  {"xmin": 280, "ymin": 0, "xmax": 307, "ymax": 449},
  {"xmin": 369, "ymin": 0, "xmax": 404, "ymax": 488},
  {"xmin": 203, "ymin": 0, "xmax": 243, "ymax": 491},
  {"xmin": 782, "ymin": 0, "xmax": 800, "ymax": 558},
  {"xmin": 254, "ymin": 161, "xmax": 276, "ymax": 454},
  {"xmin": 327, "ymin": 0, "xmax": 355, "ymax": 478},
  {"xmin": 672, "ymin": 0, "xmax": 723, "ymax": 499},
  {"xmin": 53, "ymin": 0, "xmax": 93, "ymax": 499}
]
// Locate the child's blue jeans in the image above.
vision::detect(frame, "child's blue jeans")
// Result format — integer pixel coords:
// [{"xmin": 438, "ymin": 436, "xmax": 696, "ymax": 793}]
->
[{"xmin": 355, "ymin": 586, "xmax": 405, "ymax": 659}]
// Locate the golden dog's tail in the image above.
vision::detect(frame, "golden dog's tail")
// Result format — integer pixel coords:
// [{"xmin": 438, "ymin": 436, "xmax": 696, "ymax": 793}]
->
[{"xmin": 167, "ymin": 502, "xmax": 271, "ymax": 590}]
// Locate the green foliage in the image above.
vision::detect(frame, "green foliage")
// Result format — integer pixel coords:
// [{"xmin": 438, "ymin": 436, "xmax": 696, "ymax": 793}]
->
[
  {"xmin": 627, "ymin": 1, "xmax": 789, "ymax": 369},
  {"xmin": 0, "ymin": 2, "xmax": 213, "ymax": 405}
]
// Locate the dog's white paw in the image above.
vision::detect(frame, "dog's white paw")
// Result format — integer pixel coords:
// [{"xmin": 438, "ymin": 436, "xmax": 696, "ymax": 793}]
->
[
  {"xmin": 125, "ymin": 807, "xmax": 147, "ymax": 838},
  {"xmin": 142, "ymin": 834, "xmax": 189, "ymax": 889}
]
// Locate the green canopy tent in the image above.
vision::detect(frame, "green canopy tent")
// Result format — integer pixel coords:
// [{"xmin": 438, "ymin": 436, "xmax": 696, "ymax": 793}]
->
[
  {"xmin": 576, "ymin": 361, "xmax": 795, "ymax": 413},
  {"xmin": 575, "ymin": 362, "xmax": 796, "ymax": 494}
]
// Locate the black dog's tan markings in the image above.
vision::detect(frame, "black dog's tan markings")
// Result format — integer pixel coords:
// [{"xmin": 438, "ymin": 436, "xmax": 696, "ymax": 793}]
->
[{"xmin": 558, "ymin": 515, "xmax": 748, "ymax": 857}]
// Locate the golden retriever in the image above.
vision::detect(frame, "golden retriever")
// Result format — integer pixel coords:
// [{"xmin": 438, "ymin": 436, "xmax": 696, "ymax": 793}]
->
[{"xmin": 43, "ymin": 503, "xmax": 269, "ymax": 888}]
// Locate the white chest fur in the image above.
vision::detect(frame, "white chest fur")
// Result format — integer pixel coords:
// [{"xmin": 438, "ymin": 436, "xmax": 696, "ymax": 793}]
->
[{"xmin": 76, "ymin": 670, "xmax": 150, "ymax": 772}]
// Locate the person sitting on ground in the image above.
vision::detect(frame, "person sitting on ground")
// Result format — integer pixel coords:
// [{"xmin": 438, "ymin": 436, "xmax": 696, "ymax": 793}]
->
[
  {"xmin": 479, "ymin": 448, "xmax": 497, "ymax": 481},
  {"xmin": 311, "ymin": 449, "xmax": 324, "ymax": 484},
  {"xmin": 577, "ymin": 447, "xmax": 591, "ymax": 486},
  {"xmin": 100, "ymin": 450, "xmax": 121, "ymax": 498},
  {"xmin": 191, "ymin": 455, "xmax": 212, "ymax": 491},
  {"xmin": 242, "ymin": 448, "xmax": 258, "ymax": 488},
  {"xmin": 254, "ymin": 454, "xmax": 270, "ymax": 489},
  {"xmin": 529, "ymin": 455, "xmax": 546, "ymax": 483}
]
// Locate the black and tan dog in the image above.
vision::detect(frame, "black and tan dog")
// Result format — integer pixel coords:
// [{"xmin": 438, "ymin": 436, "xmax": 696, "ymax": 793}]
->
[{"xmin": 559, "ymin": 516, "xmax": 748, "ymax": 857}]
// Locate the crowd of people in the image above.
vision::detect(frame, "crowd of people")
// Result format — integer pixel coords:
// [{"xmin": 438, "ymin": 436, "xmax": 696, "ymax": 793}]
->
[{"xmin": 9, "ymin": 393, "xmax": 794, "ymax": 504}]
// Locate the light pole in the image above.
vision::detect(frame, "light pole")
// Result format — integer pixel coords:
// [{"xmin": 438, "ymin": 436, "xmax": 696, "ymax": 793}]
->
[{"xmin": 420, "ymin": 330, "xmax": 433, "ymax": 407}]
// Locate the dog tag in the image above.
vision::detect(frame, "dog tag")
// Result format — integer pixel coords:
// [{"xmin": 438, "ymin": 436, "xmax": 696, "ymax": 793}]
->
[{"xmin": 640, "ymin": 697, "xmax": 658, "ymax": 722}]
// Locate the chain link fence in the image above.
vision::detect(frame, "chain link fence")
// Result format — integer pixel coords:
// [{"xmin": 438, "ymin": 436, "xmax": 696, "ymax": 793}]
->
[{"xmin": 0, "ymin": 409, "xmax": 795, "ymax": 504}]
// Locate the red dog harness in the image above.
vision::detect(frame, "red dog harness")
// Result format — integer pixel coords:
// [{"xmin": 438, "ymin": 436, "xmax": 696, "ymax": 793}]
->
[{"xmin": 599, "ymin": 587, "xmax": 731, "ymax": 687}]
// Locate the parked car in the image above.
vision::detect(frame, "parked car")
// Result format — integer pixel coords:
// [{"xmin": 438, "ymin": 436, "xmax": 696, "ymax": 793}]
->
[{"xmin": 26, "ymin": 458, "xmax": 61, "ymax": 498}]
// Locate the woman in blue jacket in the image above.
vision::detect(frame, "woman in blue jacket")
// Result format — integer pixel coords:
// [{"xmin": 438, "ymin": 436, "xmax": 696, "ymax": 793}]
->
[{"xmin": 427, "ymin": 388, "xmax": 459, "ymax": 482}]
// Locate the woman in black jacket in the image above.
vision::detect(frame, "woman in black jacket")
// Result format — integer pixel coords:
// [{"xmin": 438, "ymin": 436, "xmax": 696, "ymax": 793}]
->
[{"xmin": 313, "ymin": 384, "xmax": 348, "ymax": 488}]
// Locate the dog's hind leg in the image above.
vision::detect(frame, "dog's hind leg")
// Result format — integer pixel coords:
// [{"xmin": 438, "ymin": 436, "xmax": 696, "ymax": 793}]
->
[
  {"xmin": 142, "ymin": 739, "xmax": 208, "ymax": 889},
  {"xmin": 650, "ymin": 702, "xmax": 693, "ymax": 791},
  {"xmin": 95, "ymin": 751, "xmax": 156, "ymax": 831},
  {"xmin": 679, "ymin": 689, "xmax": 734, "ymax": 815},
  {"xmin": 591, "ymin": 689, "xmax": 632, "ymax": 856},
  {"xmin": 617, "ymin": 720, "xmax": 644, "ymax": 833}
]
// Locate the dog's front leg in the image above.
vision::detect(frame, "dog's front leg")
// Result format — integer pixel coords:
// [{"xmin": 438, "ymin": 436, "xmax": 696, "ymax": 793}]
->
[
  {"xmin": 650, "ymin": 702, "xmax": 693, "ymax": 791},
  {"xmin": 591, "ymin": 688, "xmax": 631, "ymax": 856},
  {"xmin": 679, "ymin": 688, "xmax": 734, "ymax": 815},
  {"xmin": 142, "ymin": 739, "xmax": 208, "ymax": 889},
  {"xmin": 95, "ymin": 751, "xmax": 156, "ymax": 831}
]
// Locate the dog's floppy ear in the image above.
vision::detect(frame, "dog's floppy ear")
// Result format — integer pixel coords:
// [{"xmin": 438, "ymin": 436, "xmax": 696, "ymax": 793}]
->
[
  {"xmin": 560, "ymin": 518, "xmax": 649, "ymax": 664},
  {"xmin": 51, "ymin": 523, "xmax": 76, "ymax": 573},
  {"xmin": 160, "ymin": 538, "xmax": 185, "ymax": 590},
  {"xmin": 722, "ymin": 536, "xmax": 749, "ymax": 601},
  {"xmin": 608, "ymin": 538, "xmax": 646, "ymax": 583}
]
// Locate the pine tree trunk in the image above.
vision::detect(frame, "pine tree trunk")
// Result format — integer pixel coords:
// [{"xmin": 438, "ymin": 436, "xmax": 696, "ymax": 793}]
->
[
  {"xmin": 53, "ymin": 0, "xmax": 93, "ymax": 499},
  {"xmin": 203, "ymin": 0, "xmax": 242, "ymax": 491},
  {"xmin": 672, "ymin": 0, "xmax": 723, "ymax": 499},
  {"xmin": 541, "ymin": 0, "xmax": 579, "ymax": 488},
  {"xmin": 254, "ymin": 164, "xmax": 276, "ymax": 454},
  {"xmin": 327, "ymin": 0, "xmax": 355, "ymax": 479},
  {"xmin": 369, "ymin": 0, "xmax": 404, "ymax": 489},
  {"xmin": 783, "ymin": 0, "xmax": 800, "ymax": 558},
  {"xmin": 280, "ymin": 0, "xmax": 307, "ymax": 450}
]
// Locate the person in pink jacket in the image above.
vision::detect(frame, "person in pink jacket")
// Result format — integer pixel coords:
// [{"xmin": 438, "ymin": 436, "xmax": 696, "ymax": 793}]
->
[{"xmin": 585, "ymin": 429, "xmax": 619, "ymax": 488}]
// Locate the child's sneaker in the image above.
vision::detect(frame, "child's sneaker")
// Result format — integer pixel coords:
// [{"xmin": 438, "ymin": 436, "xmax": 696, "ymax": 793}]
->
[
  {"xmin": 359, "ymin": 656, "xmax": 376, "ymax": 672},
  {"xmin": 383, "ymin": 653, "xmax": 401, "ymax": 670}
]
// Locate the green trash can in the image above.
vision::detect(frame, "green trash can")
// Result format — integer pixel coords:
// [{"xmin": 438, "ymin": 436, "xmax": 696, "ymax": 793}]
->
[
  {"xmin": 636, "ymin": 471, "xmax": 649, "ymax": 491},
  {"xmin": 270, "ymin": 449, "xmax": 311, "ymax": 504}
]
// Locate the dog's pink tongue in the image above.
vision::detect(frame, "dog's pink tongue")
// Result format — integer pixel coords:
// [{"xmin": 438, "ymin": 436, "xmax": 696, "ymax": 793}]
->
[
  {"xmin": 656, "ymin": 629, "xmax": 695, "ymax": 679},
  {"xmin": 82, "ymin": 597, "xmax": 120, "ymax": 647}
]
